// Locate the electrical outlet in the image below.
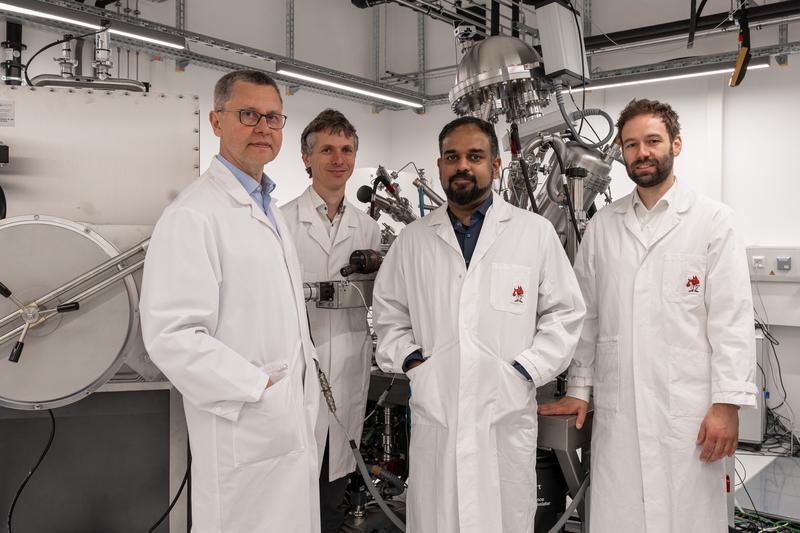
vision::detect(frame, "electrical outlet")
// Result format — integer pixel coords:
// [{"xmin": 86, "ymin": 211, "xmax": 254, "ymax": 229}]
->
[{"xmin": 747, "ymin": 247, "xmax": 800, "ymax": 283}]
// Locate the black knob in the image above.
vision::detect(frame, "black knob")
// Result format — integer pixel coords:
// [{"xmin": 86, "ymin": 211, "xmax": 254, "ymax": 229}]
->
[
  {"xmin": 340, "ymin": 249, "xmax": 383, "ymax": 277},
  {"xmin": 0, "ymin": 281, "xmax": 11, "ymax": 298},
  {"xmin": 356, "ymin": 185, "xmax": 374, "ymax": 204},
  {"xmin": 9, "ymin": 341, "xmax": 24, "ymax": 363},
  {"xmin": 565, "ymin": 167, "xmax": 588, "ymax": 178}
]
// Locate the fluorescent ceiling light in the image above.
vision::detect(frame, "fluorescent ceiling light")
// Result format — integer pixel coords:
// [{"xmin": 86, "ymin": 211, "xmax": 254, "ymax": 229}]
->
[
  {"xmin": 0, "ymin": 1, "xmax": 99, "ymax": 29},
  {"xmin": 0, "ymin": 0, "xmax": 185, "ymax": 50},
  {"xmin": 107, "ymin": 29, "xmax": 184, "ymax": 50},
  {"xmin": 276, "ymin": 64, "xmax": 424, "ymax": 108},
  {"xmin": 570, "ymin": 56, "xmax": 771, "ymax": 92}
]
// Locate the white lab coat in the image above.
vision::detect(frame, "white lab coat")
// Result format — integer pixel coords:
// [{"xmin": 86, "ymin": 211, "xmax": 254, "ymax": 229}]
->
[
  {"xmin": 567, "ymin": 182, "xmax": 757, "ymax": 533},
  {"xmin": 282, "ymin": 186, "xmax": 381, "ymax": 481},
  {"xmin": 139, "ymin": 158, "xmax": 321, "ymax": 533},
  {"xmin": 373, "ymin": 193, "xmax": 585, "ymax": 533}
]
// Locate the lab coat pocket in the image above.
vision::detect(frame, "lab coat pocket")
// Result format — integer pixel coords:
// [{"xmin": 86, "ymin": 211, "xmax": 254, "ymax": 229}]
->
[
  {"xmin": 490, "ymin": 263, "xmax": 533, "ymax": 315},
  {"xmin": 668, "ymin": 345, "xmax": 712, "ymax": 418},
  {"xmin": 593, "ymin": 339, "xmax": 619, "ymax": 412},
  {"xmin": 662, "ymin": 253, "xmax": 707, "ymax": 304},
  {"xmin": 232, "ymin": 368, "xmax": 303, "ymax": 466},
  {"xmin": 493, "ymin": 360, "xmax": 534, "ymax": 424},
  {"xmin": 407, "ymin": 357, "xmax": 446, "ymax": 427}
]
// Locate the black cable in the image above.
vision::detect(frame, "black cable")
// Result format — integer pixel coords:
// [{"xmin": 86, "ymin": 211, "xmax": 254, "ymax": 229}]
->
[
  {"xmin": 567, "ymin": 1, "xmax": 587, "ymax": 135},
  {"xmin": 0, "ymin": 183, "xmax": 6, "ymax": 220},
  {"xmin": 756, "ymin": 362, "xmax": 767, "ymax": 396},
  {"xmin": 7, "ymin": 409, "xmax": 56, "ymax": 533},
  {"xmin": 23, "ymin": 25, "xmax": 110, "ymax": 86},
  {"xmin": 688, "ymin": 0, "xmax": 698, "ymax": 48},
  {"xmin": 755, "ymin": 317, "xmax": 788, "ymax": 410},
  {"xmin": 548, "ymin": 144, "xmax": 582, "ymax": 243},
  {"xmin": 509, "ymin": 123, "xmax": 539, "ymax": 214},
  {"xmin": 147, "ymin": 451, "xmax": 192, "ymax": 533},
  {"xmin": 569, "ymin": 89, "xmax": 601, "ymax": 142},
  {"xmin": 550, "ymin": 142, "xmax": 566, "ymax": 182},
  {"xmin": 735, "ymin": 464, "xmax": 763, "ymax": 526},
  {"xmin": 369, "ymin": 179, "xmax": 379, "ymax": 219},
  {"xmin": 767, "ymin": 337, "xmax": 789, "ymax": 409},
  {"xmin": 404, "ymin": 408, "xmax": 410, "ymax": 479},
  {"xmin": 734, "ymin": 455, "xmax": 747, "ymax": 487},
  {"xmin": 518, "ymin": 159, "xmax": 540, "ymax": 214}
]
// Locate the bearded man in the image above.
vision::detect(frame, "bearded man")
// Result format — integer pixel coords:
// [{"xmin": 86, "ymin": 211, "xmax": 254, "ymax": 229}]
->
[
  {"xmin": 540, "ymin": 98, "xmax": 757, "ymax": 533},
  {"xmin": 372, "ymin": 116, "xmax": 586, "ymax": 533}
]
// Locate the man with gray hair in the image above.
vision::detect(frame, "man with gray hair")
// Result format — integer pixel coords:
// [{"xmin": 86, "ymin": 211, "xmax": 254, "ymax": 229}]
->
[
  {"xmin": 140, "ymin": 69, "xmax": 321, "ymax": 533},
  {"xmin": 283, "ymin": 109, "xmax": 381, "ymax": 533}
]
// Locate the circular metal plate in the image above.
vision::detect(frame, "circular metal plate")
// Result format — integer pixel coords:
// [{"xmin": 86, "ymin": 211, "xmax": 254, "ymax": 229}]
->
[{"xmin": 0, "ymin": 215, "xmax": 138, "ymax": 410}]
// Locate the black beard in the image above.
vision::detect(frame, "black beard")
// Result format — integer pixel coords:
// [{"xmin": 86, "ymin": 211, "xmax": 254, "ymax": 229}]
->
[
  {"xmin": 444, "ymin": 172, "xmax": 490, "ymax": 206},
  {"xmin": 626, "ymin": 150, "xmax": 674, "ymax": 188}
]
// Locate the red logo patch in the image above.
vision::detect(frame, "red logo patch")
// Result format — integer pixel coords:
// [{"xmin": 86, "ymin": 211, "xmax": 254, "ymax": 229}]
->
[
  {"xmin": 512, "ymin": 285, "xmax": 525, "ymax": 303},
  {"xmin": 686, "ymin": 276, "xmax": 701, "ymax": 293}
]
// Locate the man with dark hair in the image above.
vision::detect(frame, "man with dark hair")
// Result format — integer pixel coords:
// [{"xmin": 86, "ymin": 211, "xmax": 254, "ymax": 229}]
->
[
  {"xmin": 140, "ymin": 70, "xmax": 321, "ymax": 533},
  {"xmin": 437, "ymin": 115, "xmax": 500, "ymax": 159},
  {"xmin": 372, "ymin": 116, "xmax": 585, "ymax": 532},
  {"xmin": 540, "ymin": 98, "xmax": 756, "ymax": 532},
  {"xmin": 282, "ymin": 109, "xmax": 380, "ymax": 533}
]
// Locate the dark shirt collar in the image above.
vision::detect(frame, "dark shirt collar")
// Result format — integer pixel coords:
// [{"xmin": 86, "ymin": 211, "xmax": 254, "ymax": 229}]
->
[{"xmin": 447, "ymin": 193, "xmax": 493, "ymax": 228}]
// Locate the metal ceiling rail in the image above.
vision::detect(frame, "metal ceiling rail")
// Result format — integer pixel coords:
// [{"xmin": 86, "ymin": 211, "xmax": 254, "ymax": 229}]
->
[
  {"xmin": 0, "ymin": 0, "xmax": 428, "ymax": 110},
  {"xmin": 422, "ymin": 39, "xmax": 800, "ymax": 106},
  {"xmin": 584, "ymin": 0, "xmax": 800, "ymax": 51},
  {"xmin": 587, "ymin": 14, "xmax": 800, "ymax": 55},
  {"xmin": 590, "ymin": 40, "xmax": 800, "ymax": 80}
]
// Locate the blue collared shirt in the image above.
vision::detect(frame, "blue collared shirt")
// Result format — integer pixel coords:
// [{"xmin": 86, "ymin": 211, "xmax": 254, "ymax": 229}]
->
[
  {"xmin": 216, "ymin": 154, "xmax": 280, "ymax": 234},
  {"xmin": 446, "ymin": 193, "xmax": 493, "ymax": 268}
]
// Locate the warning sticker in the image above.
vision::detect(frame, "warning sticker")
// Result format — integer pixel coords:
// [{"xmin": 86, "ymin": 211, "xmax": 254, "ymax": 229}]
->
[{"xmin": 0, "ymin": 101, "xmax": 15, "ymax": 127}]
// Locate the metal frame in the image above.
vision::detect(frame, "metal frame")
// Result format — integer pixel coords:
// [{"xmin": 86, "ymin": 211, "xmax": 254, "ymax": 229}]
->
[
  {"xmin": 286, "ymin": 0, "xmax": 294, "ymax": 59},
  {"xmin": 778, "ymin": 22, "xmax": 789, "ymax": 65},
  {"xmin": 2, "ymin": 0, "xmax": 426, "ymax": 110},
  {"xmin": 6, "ymin": 0, "xmax": 800, "ymax": 110},
  {"xmin": 589, "ymin": 43, "xmax": 788, "ymax": 81}
]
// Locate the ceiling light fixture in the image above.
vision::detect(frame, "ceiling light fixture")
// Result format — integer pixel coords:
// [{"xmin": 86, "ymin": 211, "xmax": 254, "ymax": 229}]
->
[
  {"xmin": 276, "ymin": 63, "xmax": 424, "ymax": 109},
  {"xmin": 0, "ymin": 0, "xmax": 186, "ymax": 50},
  {"xmin": 570, "ymin": 55, "xmax": 771, "ymax": 92}
]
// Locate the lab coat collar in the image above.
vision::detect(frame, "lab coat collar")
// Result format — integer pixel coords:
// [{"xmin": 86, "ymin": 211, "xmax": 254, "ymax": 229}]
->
[
  {"xmin": 425, "ymin": 191, "xmax": 512, "ymax": 227},
  {"xmin": 332, "ymin": 197, "xmax": 358, "ymax": 250},
  {"xmin": 298, "ymin": 187, "xmax": 332, "ymax": 254},
  {"xmin": 612, "ymin": 178, "xmax": 693, "ymax": 215},
  {"xmin": 209, "ymin": 157, "xmax": 278, "ymax": 235},
  {"xmin": 614, "ymin": 179, "xmax": 696, "ymax": 250},
  {"xmin": 427, "ymin": 191, "xmax": 512, "ymax": 264},
  {"xmin": 467, "ymin": 192, "xmax": 512, "ymax": 270},
  {"xmin": 297, "ymin": 186, "xmax": 359, "ymax": 256}
]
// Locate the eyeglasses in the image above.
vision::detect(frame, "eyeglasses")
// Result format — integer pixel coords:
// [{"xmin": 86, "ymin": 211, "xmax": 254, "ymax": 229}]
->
[{"xmin": 217, "ymin": 109, "xmax": 288, "ymax": 130}]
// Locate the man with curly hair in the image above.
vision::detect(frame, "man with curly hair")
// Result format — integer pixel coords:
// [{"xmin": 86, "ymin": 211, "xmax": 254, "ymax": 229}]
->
[{"xmin": 541, "ymin": 98, "xmax": 757, "ymax": 532}]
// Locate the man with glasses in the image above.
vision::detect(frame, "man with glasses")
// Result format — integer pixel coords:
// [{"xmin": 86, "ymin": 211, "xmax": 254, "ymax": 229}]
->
[
  {"xmin": 282, "ymin": 109, "xmax": 381, "ymax": 533},
  {"xmin": 140, "ymin": 70, "xmax": 321, "ymax": 533}
]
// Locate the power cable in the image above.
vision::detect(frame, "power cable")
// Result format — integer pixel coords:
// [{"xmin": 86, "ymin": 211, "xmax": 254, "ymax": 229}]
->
[{"xmin": 7, "ymin": 410, "xmax": 55, "ymax": 533}]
